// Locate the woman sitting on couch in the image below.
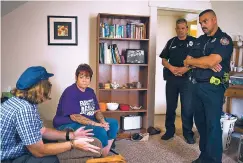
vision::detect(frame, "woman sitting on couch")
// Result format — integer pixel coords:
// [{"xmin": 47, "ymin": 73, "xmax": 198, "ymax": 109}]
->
[{"xmin": 53, "ymin": 64, "xmax": 119, "ymax": 156}]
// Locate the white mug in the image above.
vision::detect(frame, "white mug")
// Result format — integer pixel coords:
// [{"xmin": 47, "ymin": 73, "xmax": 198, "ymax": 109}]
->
[{"xmin": 237, "ymin": 66, "xmax": 243, "ymax": 72}]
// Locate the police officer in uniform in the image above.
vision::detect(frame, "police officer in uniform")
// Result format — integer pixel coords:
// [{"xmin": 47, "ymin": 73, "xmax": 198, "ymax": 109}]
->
[
  {"xmin": 159, "ymin": 18, "xmax": 196, "ymax": 144},
  {"xmin": 184, "ymin": 9, "xmax": 233, "ymax": 163}
]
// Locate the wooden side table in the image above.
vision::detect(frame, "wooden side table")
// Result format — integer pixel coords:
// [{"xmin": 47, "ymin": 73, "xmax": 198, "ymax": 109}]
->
[{"xmin": 225, "ymin": 85, "xmax": 243, "ymax": 133}]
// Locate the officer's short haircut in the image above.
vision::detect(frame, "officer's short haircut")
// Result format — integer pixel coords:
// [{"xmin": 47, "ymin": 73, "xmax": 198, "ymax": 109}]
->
[
  {"xmin": 176, "ymin": 18, "xmax": 187, "ymax": 25},
  {"xmin": 199, "ymin": 9, "xmax": 216, "ymax": 17},
  {"xmin": 176, "ymin": 18, "xmax": 188, "ymax": 28}
]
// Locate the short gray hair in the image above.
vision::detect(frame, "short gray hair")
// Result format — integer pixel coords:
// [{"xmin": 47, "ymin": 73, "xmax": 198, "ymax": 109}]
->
[{"xmin": 176, "ymin": 18, "xmax": 188, "ymax": 26}]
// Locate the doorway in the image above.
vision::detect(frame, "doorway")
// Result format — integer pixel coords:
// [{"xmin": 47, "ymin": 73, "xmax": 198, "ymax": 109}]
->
[{"xmin": 155, "ymin": 9, "xmax": 198, "ymax": 115}]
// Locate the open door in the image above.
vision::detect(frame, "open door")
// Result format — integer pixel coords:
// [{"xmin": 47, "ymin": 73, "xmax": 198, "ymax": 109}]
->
[{"xmin": 188, "ymin": 20, "xmax": 197, "ymax": 37}]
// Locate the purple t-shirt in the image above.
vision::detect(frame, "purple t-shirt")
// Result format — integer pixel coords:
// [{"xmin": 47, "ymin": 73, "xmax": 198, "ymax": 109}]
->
[{"xmin": 53, "ymin": 83, "xmax": 99, "ymax": 128}]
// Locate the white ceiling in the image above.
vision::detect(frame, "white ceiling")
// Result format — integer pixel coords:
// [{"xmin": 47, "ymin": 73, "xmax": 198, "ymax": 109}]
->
[
  {"xmin": 158, "ymin": 10, "xmax": 187, "ymax": 17},
  {"xmin": 157, "ymin": 9, "xmax": 198, "ymax": 21},
  {"xmin": 1, "ymin": 1, "xmax": 27, "ymax": 17}
]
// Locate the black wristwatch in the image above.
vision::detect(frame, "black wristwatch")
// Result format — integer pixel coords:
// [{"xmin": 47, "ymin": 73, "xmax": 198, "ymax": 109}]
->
[{"xmin": 66, "ymin": 130, "xmax": 70, "ymax": 141}]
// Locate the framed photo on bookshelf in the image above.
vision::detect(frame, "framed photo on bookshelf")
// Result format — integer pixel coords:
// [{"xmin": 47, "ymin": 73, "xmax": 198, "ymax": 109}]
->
[
  {"xmin": 126, "ymin": 49, "xmax": 145, "ymax": 64},
  {"xmin": 47, "ymin": 16, "xmax": 78, "ymax": 45}
]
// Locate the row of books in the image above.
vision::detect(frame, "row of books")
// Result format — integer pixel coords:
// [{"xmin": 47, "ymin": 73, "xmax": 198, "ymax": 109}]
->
[
  {"xmin": 100, "ymin": 23, "xmax": 146, "ymax": 39},
  {"xmin": 99, "ymin": 43, "xmax": 125, "ymax": 64}
]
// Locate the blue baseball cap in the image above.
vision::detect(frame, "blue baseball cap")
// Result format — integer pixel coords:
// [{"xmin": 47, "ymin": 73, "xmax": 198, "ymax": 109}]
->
[{"xmin": 16, "ymin": 66, "xmax": 54, "ymax": 90}]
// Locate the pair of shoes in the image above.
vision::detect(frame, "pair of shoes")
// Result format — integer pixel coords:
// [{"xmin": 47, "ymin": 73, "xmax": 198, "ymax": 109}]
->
[
  {"xmin": 131, "ymin": 133, "xmax": 149, "ymax": 141},
  {"xmin": 161, "ymin": 133, "xmax": 174, "ymax": 140},
  {"xmin": 147, "ymin": 126, "xmax": 161, "ymax": 135},
  {"xmin": 131, "ymin": 133, "xmax": 143, "ymax": 141},
  {"xmin": 185, "ymin": 136, "xmax": 195, "ymax": 144},
  {"xmin": 192, "ymin": 158, "xmax": 203, "ymax": 163}
]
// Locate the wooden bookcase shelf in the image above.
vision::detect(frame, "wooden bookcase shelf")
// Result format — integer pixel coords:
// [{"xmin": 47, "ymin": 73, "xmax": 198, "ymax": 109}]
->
[
  {"xmin": 99, "ymin": 63, "xmax": 148, "ymax": 66},
  {"xmin": 99, "ymin": 88, "xmax": 148, "ymax": 91},
  {"xmin": 96, "ymin": 13, "xmax": 150, "ymax": 132},
  {"xmin": 229, "ymin": 71, "xmax": 243, "ymax": 76},
  {"xmin": 103, "ymin": 109, "xmax": 147, "ymax": 113}
]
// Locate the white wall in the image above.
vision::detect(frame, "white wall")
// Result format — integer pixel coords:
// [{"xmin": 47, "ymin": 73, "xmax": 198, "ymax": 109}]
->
[
  {"xmin": 149, "ymin": 1, "xmax": 211, "ymax": 13},
  {"xmin": 155, "ymin": 14, "xmax": 178, "ymax": 114},
  {"xmin": 1, "ymin": 1, "xmax": 150, "ymax": 120},
  {"xmin": 211, "ymin": 1, "xmax": 243, "ymax": 39},
  {"xmin": 212, "ymin": 1, "xmax": 243, "ymax": 117}
]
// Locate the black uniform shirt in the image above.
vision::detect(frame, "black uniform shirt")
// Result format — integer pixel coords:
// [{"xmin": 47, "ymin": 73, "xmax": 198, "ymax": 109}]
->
[
  {"xmin": 159, "ymin": 36, "xmax": 196, "ymax": 78},
  {"xmin": 189, "ymin": 28, "xmax": 233, "ymax": 81},
  {"xmin": 160, "ymin": 36, "xmax": 196, "ymax": 67}
]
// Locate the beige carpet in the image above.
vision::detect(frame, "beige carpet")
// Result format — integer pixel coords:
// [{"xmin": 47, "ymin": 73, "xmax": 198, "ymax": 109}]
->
[{"xmin": 114, "ymin": 134, "xmax": 237, "ymax": 163}]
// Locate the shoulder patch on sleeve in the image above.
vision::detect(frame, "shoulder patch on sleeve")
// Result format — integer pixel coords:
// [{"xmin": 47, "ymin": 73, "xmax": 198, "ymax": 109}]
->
[{"xmin": 220, "ymin": 37, "xmax": 229, "ymax": 45}]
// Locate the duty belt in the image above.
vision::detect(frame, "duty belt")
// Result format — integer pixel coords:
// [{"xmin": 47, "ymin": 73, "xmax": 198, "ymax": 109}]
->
[
  {"xmin": 189, "ymin": 72, "xmax": 229, "ymax": 88},
  {"xmin": 190, "ymin": 77, "xmax": 221, "ymax": 85}
]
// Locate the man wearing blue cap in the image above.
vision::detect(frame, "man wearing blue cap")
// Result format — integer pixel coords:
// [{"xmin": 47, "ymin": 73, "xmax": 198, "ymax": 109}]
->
[{"xmin": 1, "ymin": 66, "xmax": 101, "ymax": 163}]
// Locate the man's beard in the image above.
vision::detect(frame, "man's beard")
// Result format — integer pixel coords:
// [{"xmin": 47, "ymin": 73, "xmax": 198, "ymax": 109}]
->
[{"xmin": 203, "ymin": 28, "xmax": 211, "ymax": 35}]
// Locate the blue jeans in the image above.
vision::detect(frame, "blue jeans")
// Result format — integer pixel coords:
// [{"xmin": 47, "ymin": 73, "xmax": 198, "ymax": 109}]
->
[
  {"xmin": 57, "ymin": 118, "xmax": 119, "ymax": 147},
  {"xmin": 2, "ymin": 155, "xmax": 59, "ymax": 163}
]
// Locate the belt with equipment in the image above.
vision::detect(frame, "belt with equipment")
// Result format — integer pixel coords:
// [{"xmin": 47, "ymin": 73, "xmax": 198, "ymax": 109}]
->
[{"xmin": 190, "ymin": 72, "xmax": 229, "ymax": 88}]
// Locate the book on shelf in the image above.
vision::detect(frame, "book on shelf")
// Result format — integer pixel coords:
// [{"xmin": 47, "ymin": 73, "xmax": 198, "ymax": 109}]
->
[
  {"xmin": 99, "ymin": 43, "xmax": 125, "ymax": 64},
  {"xmin": 99, "ymin": 22, "xmax": 146, "ymax": 39}
]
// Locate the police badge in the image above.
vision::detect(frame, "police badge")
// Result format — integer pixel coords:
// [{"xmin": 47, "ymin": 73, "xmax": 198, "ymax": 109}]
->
[
  {"xmin": 189, "ymin": 41, "xmax": 193, "ymax": 46},
  {"xmin": 220, "ymin": 37, "xmax": 229, "ymax": 45}
]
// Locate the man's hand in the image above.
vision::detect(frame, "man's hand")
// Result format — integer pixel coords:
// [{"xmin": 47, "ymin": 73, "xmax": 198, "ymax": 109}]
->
[
  {"xmin": 73, "ymin": 126, "xmax": 94, "ymax": 139},
  {"xmin": 176, "ymin": 67, "xmax": 189, "ymax": 76},
  {"xmin": 184, "ymin": 55, "xmax": 193, "ymax": 68},
  {"xmin": 168, "ymin": 65, "xmax": 179, "ymax": 76},
  {"xmin": 211, "ymin": 64, "xmax": 222, "ymax": 72},
  {"xmin": 73, "ymin": 137, "xmax": 101, "ymax": 154}
]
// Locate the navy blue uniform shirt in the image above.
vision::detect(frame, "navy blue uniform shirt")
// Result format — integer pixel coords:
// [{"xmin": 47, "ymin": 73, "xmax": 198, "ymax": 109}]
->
[
  {"xmin": 189, "ymin": 28, "xmax": 233, "ymax": 81},
  {"xmin": 159, "ymin": 36, "xmax": 196, "ymax": 77}
]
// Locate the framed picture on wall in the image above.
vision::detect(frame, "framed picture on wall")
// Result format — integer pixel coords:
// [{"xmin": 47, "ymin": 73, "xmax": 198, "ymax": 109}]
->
[{"xmin": 47, "ymin": 16, "xmax": 78, "ymax": 45}]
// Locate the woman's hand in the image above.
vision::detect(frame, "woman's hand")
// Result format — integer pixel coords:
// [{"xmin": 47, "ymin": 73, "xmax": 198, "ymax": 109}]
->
[
  {"xmin": 73, "ymin": 126, "xmax": 94, "ymax": 139},
  {"xmin": 73, "ymin": 137, "xmax": 101, "ymax": 154},
  {"xmin": 101, "ymin": 122, "xmax": 110, "ymax": 131},
  {"xmin": 95, "ymin": 122, "xmax": 110, "ymax": 131}
]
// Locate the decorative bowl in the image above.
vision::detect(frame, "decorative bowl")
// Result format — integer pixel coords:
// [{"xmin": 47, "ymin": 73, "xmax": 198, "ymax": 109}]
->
[
  {"xmin": 130, "ymin": 105, "xmax": 142, "ymax": 110},
  {"xmin": 119, "ymin": 104, "xmax": 130, "ymax": 111},
  {"xmin": 107, "ymin": 103, "xmax": 119, "ymax": 111},
  {"xmin": 99, "ymin": 102, "xmax": 107, "ymax": 112}
]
